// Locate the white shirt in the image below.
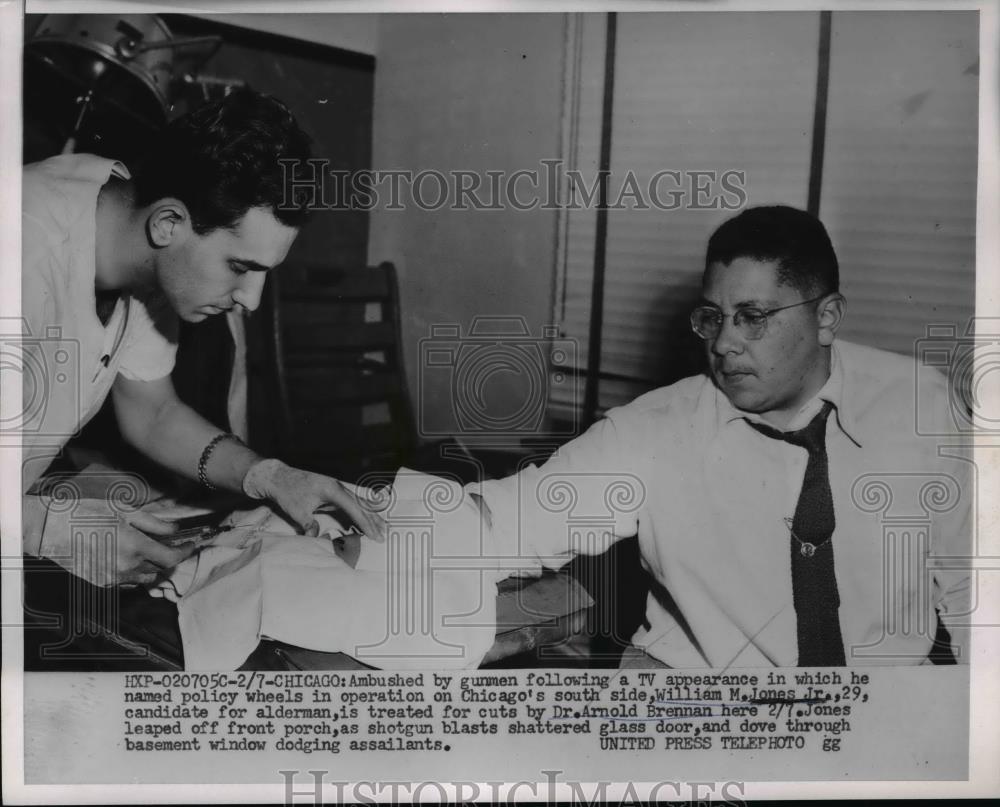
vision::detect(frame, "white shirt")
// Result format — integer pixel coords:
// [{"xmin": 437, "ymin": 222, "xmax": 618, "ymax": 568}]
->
[
  {"xmin": 21, "ymin": 155, "xmax": 179, "ymax": 554},
  {"xmin": 20, "ymin": 154, "xmax": 178, "ymax": 490},
  {"xmin": 475, "ymin": 340, "xmax": 971, "ymax": 667}
]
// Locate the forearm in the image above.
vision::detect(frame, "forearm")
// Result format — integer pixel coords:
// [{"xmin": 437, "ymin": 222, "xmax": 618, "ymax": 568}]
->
[
  {"xmin": 120, "ymin": 397, "xmax": 261, "ymax": 493},
  {"xmin": 111, "ymin": 375, "xmax": 383, "ymax": 538}
]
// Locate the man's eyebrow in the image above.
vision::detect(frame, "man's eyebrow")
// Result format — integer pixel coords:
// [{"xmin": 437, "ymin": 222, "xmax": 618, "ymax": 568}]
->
[
  {"xmin": 697, "ymin": 297, "xmax": 774, "ymax": 308},
  {"xmin": 231, "ymin": 259, "xmax": 272, "ymax": 272}
]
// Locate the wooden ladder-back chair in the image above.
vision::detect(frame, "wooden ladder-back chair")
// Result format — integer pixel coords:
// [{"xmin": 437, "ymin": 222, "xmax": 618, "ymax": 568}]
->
[{"xmin": 256, "ymin": 261, "xmax": 418, "ymax": 483}]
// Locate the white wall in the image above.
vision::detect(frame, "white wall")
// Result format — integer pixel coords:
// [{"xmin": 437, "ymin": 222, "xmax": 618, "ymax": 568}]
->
[
  {"xmin": 189, "ymin": 11, "xmax": 377, "ymax": 54},
  {"xmin": 368, "ymin": 13, "xmax": 567, "ymax": 440},
  {"xmin": 26, "ymin": 3, "xmax": 379, "ymax": 53}
]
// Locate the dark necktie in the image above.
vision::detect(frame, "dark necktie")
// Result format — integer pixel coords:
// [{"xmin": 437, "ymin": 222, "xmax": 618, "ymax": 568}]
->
[{"xmin": 746, "ymin": 401, "xmax": 847, "ymax": 666}]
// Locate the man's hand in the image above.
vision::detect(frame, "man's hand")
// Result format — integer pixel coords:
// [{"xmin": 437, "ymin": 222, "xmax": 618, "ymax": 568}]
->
[
  {"xmin": 242, "ymin": 459, "xmax": 386, "ymax": 541},
  {"xmin": 34, "ymin": 499, "xmax": 198, "ymax": 587}
]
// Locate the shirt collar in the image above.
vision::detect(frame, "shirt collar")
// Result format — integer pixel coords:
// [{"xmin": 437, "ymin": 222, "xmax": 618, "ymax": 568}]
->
[
  {"xmin": 716, "ymin": 341, "xmax": 863, "ymax": 446},
  {"xmin": 40, "ymin": 153, "xmax": 131, "ymax": 184}
]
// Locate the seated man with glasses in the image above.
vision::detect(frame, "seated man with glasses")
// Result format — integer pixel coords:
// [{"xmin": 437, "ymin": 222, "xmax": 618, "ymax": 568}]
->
[{"xmin": 473, "ymin": 204, "xmax": 970, "ymax": 668}]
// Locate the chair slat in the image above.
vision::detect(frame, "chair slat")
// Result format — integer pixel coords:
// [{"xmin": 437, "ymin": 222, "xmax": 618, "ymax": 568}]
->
[
  {"xmin": 286, "ymin": 368, "xmax": 403, "ymax": 405},
  {"xmin": 259, "ymin": 261, "xmax": 417, "ymax": 479},
  {"xmin": 280, "ymin": 265, "xmax": 391, "ymax": 298},
  {"xmin": 283, "ymin": 321, "xmax": 396, "ymax": 351}
]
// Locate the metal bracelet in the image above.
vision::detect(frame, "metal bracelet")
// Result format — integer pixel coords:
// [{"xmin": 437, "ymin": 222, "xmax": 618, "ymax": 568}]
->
[{"xmin": 197, "ymin": 432, "xmax": 241, "ymax": 490}]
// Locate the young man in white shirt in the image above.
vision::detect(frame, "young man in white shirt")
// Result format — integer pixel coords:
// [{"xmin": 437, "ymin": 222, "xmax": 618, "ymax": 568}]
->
[{"xmin": 21, "ymin": 88, "xmax": 381, "ymax": 588}]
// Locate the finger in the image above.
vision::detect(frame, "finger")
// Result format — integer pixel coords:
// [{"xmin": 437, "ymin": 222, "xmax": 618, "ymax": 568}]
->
[
  {"xmin": 328, "ymin": 500, "xmax": 382, "ymax": 542},
  {"xmin": 362, "ymin": 512, "xmax": 387, "ymax": 543},
  {"xmin": 142, "ymin": 502, "xmax": 214, "ymax": 520},
  {"xmin": 137, "ymin": 536, "xmax": 200, "ymax": 570},
  {"xmin": 118, "ymin": 556, "xmax": 163, "ymax": 587},
  {"xmin": 120, "ymin": 571, "xmax": 160, "ymax": 588},
  {"xmin": 278, "ymin": 501, "xmax": 320, "ymax": 536},
  {"xmin": 360, "ymin": 510, "xmax": 387, "ymax": 543},
  {"xmin": 124, "ymin": 510, "xmax": 178, "ymax": 537},
  {"xmin": 324, "ymin": 487, "xmax": 385, "ymax": 542}
]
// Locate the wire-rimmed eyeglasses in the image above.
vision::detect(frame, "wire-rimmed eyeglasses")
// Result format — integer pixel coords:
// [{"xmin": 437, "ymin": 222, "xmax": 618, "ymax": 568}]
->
[{"xmin": 689, "ymin": 294, "xmax": 829, "ymax": 341}]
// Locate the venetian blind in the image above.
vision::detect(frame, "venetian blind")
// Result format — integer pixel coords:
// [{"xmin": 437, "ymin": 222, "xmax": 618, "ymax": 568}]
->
[
  {"xmin": 553, "ymin": 12, "xmax": 819, "ymax": 416},
  {"xmin": 551, "ymin": 10, "xmax": 978, "ymax": 422},
  {"xmin": 819, "ymin": 11, "xmax": 978, "ymax": 357}
]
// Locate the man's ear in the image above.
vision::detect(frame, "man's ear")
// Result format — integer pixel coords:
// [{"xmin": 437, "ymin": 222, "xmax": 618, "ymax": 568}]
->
[
  {"xmin": 146, "ymin": 199, "xmax": 190, "ymax": 248},
  {"xmin": 817, "ymin": 292, "xmax": 846, "ymax": 346}
]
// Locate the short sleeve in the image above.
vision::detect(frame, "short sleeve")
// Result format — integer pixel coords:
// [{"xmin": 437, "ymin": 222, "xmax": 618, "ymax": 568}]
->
[
  {"xmin": 21, "ymin": 215, "xmax": 58, "ymax": 337},
  {"xmin": 117, "ymin": 290, "xmax": 178, "ymax": 381}
]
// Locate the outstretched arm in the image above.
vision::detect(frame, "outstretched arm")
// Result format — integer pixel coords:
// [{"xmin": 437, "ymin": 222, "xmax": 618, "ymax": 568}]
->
[{"xmin": 112, "ymin": 373, "xmax": 384, "ymax": 540}]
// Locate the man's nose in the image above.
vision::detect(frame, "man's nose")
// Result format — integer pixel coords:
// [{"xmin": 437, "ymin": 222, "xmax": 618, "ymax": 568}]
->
[
  {"xmin": 710, "ymin": 314, "xmax": 744, "ymax": 356},
  {"xmin": 232, "ymin": 272, "xmax": 266, "ymax": 313}
]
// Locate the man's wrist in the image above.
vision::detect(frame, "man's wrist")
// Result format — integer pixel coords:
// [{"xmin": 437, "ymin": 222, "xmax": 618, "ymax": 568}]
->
[
  {"xmin": 198, "ymin": 432, "xmax": 245, "ymax": 491},
  {"xmin": 242, "ymin": 458, "xmax": 287, "ymax": 500}
]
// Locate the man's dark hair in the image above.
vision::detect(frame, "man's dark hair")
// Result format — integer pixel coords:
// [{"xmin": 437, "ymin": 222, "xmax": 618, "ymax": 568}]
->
[
  {"xmin": 705, "ymin": 205, "xmax": 839, "ymax": 295},
  {"xmin": 132, "ymin": 87, "xmax": 313, "ymax": 234}
]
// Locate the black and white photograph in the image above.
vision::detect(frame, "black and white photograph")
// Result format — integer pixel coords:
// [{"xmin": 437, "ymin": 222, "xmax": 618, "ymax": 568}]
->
[{"xmin": 2, "ymin": 0, "xmax": 998, "ymax": 802}]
